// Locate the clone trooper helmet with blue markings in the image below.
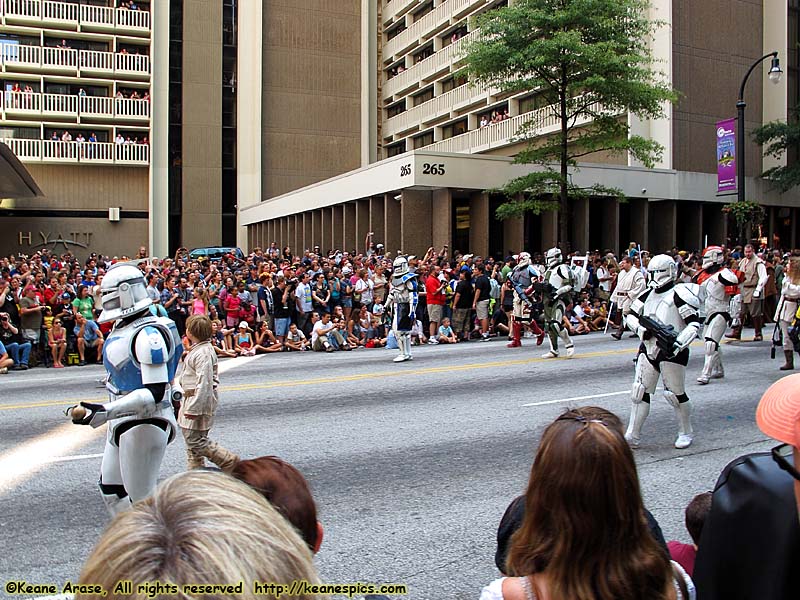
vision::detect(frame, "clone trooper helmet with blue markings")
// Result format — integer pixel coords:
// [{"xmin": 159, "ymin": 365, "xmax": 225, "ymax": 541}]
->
[
  {"xmin": 393, "ymin": 256, "xmax": 410, "ymax": 278},
  {"xmin": 98, "ymin": 264, "xmax": 152, "ymax": 323}
]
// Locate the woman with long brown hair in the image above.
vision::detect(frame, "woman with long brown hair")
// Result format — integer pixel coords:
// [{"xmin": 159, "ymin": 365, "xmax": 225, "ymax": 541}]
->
[
  {"xmin": 481, "ymin": 406, "xmax": 693, "ymax": 600},
  {"xmin": 774, "ymin": 256, "xmax": 800, "ymax": 370}
]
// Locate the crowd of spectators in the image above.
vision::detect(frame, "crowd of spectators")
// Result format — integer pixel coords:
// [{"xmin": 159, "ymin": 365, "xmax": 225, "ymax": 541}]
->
[{"xmin": 0, "ymin": 239, "xmax": 794, "ymax": 374}]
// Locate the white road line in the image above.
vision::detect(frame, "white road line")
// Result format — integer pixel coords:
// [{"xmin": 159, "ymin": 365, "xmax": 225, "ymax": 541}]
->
[
  {"xmin": 522, "ymin": 390, "xmax": 630, "ymax": 407},
  {"xmin": 44, "ymin": 453, "xmax": 104, "ymax": 463}
]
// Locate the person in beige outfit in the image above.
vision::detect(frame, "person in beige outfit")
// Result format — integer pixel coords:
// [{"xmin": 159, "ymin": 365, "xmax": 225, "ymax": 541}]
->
[
  {"xmin": 774, "ymin": 257, "xmax": 800, "ymax": 371},
  {"xmin": 610, "ymin": 256, "xmax": 646, "ymax": 340},
  {"xmin": 177, "ymin": 315, "xmax": 239, "ymax": 472}
]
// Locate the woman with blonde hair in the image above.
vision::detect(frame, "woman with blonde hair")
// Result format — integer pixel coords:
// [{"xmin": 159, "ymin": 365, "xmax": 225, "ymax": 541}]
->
[
  {"xmin": 774, "ymin": 256, "xmax": 800, "ymax": 370},
  {"xmin": 76, "ymin": 470, "xmax": 325, "ymax": 600},
  {"xmin": 481, "ymin": 406, "xmax": 693, "ymax": 600}
]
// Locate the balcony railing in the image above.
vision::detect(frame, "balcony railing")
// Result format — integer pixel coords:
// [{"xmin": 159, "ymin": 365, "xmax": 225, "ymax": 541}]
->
[
  {"xmin": 384, "ymin": 29, "xmax": 478, "ymax": 99},
  {"xmin": 0, "ymin": 43, "xmax": 150, "ymax": 76},
  {"xmin": 3, "ymin": 138, "xmax": 149, "ymax": 165},
  {"xmin": 384, "ymin": 0, "xmax": 477, "ymax": 59},
  {"xmin": 382, "ymin": 0, "xmax": 417, "ymax": 24},
  {"xmin": 3, "ymin": 0, "xmax": 150, "ymax": 32},
  {"xmin": 423, "ymin": 99, "xmax": 607, "ymax": 154},
  {"xmin": 3, "ymin": 91, "xmax": 150, "ymax": 120},
  {"xmin": 384, "ymin": 81, "xmax": 497, "ymax": 137}
]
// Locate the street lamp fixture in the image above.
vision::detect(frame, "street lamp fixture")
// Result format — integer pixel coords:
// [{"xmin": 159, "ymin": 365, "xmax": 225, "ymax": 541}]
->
[{"xmin": 736, "ymin": 52, "xmax": 782, "ymax": 204}]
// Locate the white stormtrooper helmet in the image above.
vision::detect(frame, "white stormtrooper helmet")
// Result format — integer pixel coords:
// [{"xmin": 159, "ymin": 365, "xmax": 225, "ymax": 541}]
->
[
  {"xmin": 516, "ymin": 252, "xmax": 532, "ymax": 269},
  {"xmin": 702, "ymin": 245, "xmax": 725, "ymax": 270},
  {"xmin": 97, "ymin": 264, "xmax": 152, "ymax": 323},
  {"xmin": 646, "ymin": 254, "xmax": 678, "ymax": 290},
  {"xmin": 545, "ymin": 247, "xmax": 562, "ymax": 268},
  {"xmin": 393, "ymin": 256, "xmax": 410, "ymax": 278}
]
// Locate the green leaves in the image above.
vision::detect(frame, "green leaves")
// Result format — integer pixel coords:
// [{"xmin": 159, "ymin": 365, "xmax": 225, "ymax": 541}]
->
[
  {"xmin": 461, "ymin": 0, "xmax": 677, "ymax": 237},
  {"xmin": 753, "ymin": 112, "xmax": 800, "ymax": 193}
]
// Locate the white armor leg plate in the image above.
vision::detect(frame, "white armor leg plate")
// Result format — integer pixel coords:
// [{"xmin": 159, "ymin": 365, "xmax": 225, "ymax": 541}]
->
[
  {"xmin": 626, "ymin": 355, "xmax": 659, "ymax": 447},
  {"xmin": 699, "ymin": 314, "xmax": 727, "ymax": 383},
  {"xmin": 118, "ymin": 422, "xmax": 169, "ymax": 503},
  {"xmin": 559, "ymin": 328, "xmax": 574, "ymax": 357},
  {"xmin": 99, "ymin": 436, "xmax": 132, "ymax": 515},
  {"xmin": 661, "ymin": 362, "xmax": 693, "ymax": 449},
  {"xmin": 729, "ymin": 294, "xmax": 742, "ymax": 327}
]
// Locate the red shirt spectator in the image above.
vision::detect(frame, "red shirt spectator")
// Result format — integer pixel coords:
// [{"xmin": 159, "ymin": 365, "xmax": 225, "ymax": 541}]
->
[{"xmin": 426, "ymin": 271, "xmax": 446, "ymax": 306}]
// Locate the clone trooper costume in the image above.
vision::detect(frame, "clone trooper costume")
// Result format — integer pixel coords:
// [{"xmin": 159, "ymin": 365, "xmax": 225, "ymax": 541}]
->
[
  {"xmin": 695, "ymin": 246, "xmax": 740, "ymax": 384},
  {"xmin": 507, "ymin": 252, "xmax": 545, "ymax": 348},
  {"xmin": 625, "ymin": 254, "xmax": 702, "ymax": 449},
  {"xmin": 386, "ymin": 256, "xmax": 418, "ymax": 362},
  {"xmin": 68, "ymin": 264, "xmax": 182, "ymax": 515},
  {"xmin": 540, "ymin": 248, "xmax": 580, "ymax": 358}
]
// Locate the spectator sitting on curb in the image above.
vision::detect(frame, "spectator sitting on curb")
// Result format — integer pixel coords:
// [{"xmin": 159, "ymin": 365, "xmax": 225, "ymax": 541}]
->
[
  {"xmin": 667, "ymin": 491, "xmax": 712, "ymax": 578},
  {"xmin": 0, "ymin": 311, "xmax": 31, "ymax": 370},
  {"xmin": 74, "ymin": 312, "xmax": 104, "ymax": 366}
]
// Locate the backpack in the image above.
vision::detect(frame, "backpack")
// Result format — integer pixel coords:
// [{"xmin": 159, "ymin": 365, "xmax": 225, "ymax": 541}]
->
[{"xmin": 489, "ymin": 277, "xmax": 501, "ymax": 299}]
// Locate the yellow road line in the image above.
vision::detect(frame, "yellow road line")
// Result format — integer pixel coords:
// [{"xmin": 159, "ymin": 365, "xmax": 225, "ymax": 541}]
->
[{"xmin": 0, "ymin": 347, "xmax": 639, "ymax": 412}]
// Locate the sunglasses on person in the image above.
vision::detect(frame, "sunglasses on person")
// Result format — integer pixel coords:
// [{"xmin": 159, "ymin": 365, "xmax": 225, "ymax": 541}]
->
[{"xmin": 772, "ymin": 443, "xmax": 800, "ymax": 481}]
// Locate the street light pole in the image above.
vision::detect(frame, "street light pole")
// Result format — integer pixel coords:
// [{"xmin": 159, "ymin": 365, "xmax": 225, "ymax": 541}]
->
[{"xmin": 736, "ymin": 52, "xmax": 783, "ymax": 204}]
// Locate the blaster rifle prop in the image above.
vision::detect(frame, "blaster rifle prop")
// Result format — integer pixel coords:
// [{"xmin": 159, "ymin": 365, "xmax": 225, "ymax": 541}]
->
[{"xmin": 637, "ymin": 313, "xmax": 679, "ymax": 357}]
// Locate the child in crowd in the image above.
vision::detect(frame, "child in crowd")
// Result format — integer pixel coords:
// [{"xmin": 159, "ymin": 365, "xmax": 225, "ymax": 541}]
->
[
  {"xmin": 667, "ymin": 491, "xmax": 712, "ymax": 577},
  {"xmin": 176, "ymin": 314, "xmax": 239, "ymax": 473},
  {"xmin": 210, "ymin": 319, "xmax": 236, "ymax": 357},
  {"xmin": 285, "ymin": 323, "xmax": 309, "ymax": 351},
  {"xmin": 438, "ymin": 317, "xmax": 458, "ymax": 344},
  {"xmin": 234, "ymin": 321, "xmax": 256, "ymax": 356},
  {"xmin": 47, "ymin": 317, "xmax": 67, "ymax": 368},
  {"xmin": 410, "ymin": 318, "xmax": 427, "ymax": 345}
]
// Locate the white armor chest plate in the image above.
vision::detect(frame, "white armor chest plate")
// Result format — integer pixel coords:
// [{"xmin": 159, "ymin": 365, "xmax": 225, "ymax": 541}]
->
[
  {"xmin": 642, "ymin": 290, "xmax": 684, "ymax": 330},
  {"xmin": 390, "ymin": 279, "xmax": 413, "ymax": 303},
  {"xmin": 547, "ymin": 265, "xmax": 570, "ymax": 289},
  {"xmin": 703, "ymin": 273, "xmax": 730, "ymax": 315}
]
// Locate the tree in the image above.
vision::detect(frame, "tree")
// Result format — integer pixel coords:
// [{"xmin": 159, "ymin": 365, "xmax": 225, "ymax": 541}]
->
[
  {"xmin": 462, "ymin": 0, "xmax": 677, "ymax": 248},
  {"xmin": 753, "ymin": 110, "xmax": 800, "ymax": 193}
]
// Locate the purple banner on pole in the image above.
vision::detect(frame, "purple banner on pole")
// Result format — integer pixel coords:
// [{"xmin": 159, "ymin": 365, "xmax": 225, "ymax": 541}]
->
[{"xmin": 716, "ymin": 118, "xmax": 736, "ymax": 193}]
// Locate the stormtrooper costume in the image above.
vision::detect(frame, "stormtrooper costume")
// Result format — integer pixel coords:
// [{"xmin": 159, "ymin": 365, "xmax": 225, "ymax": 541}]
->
[
  {"xmin": 540, "ymin": 248, "xmax": 578, "ymax": 358},
  {"xmin": 507, "ymin": 252, "xmax": 545, "ymax": 348},
  {"xmin": 68, "ymin": 264, "xmax": 182, "ymax": 515},
  {"xmin": 695, "ymin": 246, "xmax": 740, "ymax": 385},
  {"xmin": 625, "ymin": 255, "xmax": 702, "ymax": 449},
  {"xmin": 386, "ymin": 256, "xmax": 418, "ymax": 362}
]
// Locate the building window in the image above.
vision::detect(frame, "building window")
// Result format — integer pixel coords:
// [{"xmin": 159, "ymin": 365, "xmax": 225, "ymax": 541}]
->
[
  {"xmin": 412, "ymin": 87, "xmax": 434, "ymax": 106},
  {"xmin": 413, "ymin": 131, "xmax": 433, "ymax": 149},
  {"xmin": 442, "ymin": 118, "xmax": 468, "ymax": 139},
  {"xmin": 386, "ymin": 99, "xmax": 406, "ymax": 118},
  {"xmin": 413, "ymin": 43, "xmax": 434, "ymax": 64},
  {"xmin": 168, "ymin": 0, "xmax": 184, "ymax": 253},
  {"xmin": 441, "ymin": 74, "xmax": 468, "ymax": 93},
  {"xmin": 441, "ymin": 23, "xmax": 468, "ymax": 48},
  {"xmin": 518, "ymin": 94, "xmax": 547, "ymax": 114},
  {"xmin": 386, "ymin": 60, "xmax": 406, "ymax": 79},
  {"xmin": 222, "ymin": 0, "xmax": 237, "ymax": 247},
  {"xmin": 385, "ymin": 20, "xmax": 406, "ymax": 41},
  {"xmin": 386, "ymin": 141, "xmax": 405, "ymax": 157},
  {"xmin": 413, "ymin": 2, "xmax": 433, "ymax": 22}
]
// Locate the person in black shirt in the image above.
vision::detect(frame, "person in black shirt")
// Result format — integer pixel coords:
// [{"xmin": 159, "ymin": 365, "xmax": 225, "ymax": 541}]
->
[
  {"xmin": 452, "ymin": 268, "xmax": 474, "ymax": 341},
  {"xmin": 472, "ymin": 264, "xmax": 492, "ymax": 341},
  {"xmin": 271, "ymin": 276, "xmax": 292, "ymax": 345}
]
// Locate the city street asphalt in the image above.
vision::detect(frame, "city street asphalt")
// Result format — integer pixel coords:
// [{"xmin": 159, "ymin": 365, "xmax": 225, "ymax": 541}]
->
[{"xmin": 0, "ymin": 330, "xmax": 781, "ymax": 599}]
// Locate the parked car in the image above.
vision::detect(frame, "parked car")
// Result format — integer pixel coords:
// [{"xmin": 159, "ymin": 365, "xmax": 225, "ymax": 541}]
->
[{"xmin": 188, "ymin": 246, "xmax": 245, "ymax": 262}]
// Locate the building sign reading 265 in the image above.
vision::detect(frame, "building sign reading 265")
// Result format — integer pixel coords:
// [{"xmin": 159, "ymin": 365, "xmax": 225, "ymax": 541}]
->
[{"xmin": 399, "ymin": 162, "xmax": 446, "ymax": 177}]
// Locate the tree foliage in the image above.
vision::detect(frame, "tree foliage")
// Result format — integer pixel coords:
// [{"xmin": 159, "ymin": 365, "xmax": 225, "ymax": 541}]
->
[
  {"xmin": 753, "ymin": 110, "xmax": 800, "ymax": 193},
  {"xmin": 461, "ymin": 0, "xmax": 677, "ymax": 247}
]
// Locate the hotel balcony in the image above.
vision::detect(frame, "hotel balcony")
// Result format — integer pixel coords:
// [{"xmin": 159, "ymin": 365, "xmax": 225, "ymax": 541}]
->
[
  {"xmin": 0, "ymin": 44, "xmax": 150, "ymax": 78},
  {"xmin": 383, "ymin": 0, "xmax": 478, "ymax": 60},
  {"xmin": 3, "ymin": 91, "xmax": 150, "ymax": 121},
  {"xmin": 3, "ymin": 137, "xmax": 149, "ymax": 165},
  {"xmin": 2, "ymin": 0, "xmax": 150, "ymax": 35},
  {"xmin": 422, "ymin": 98, "xmax": 610, "ymax": 154},
  {"xmin": 383, "ymin": 29, "xmax": 478, "ymax": 99}
]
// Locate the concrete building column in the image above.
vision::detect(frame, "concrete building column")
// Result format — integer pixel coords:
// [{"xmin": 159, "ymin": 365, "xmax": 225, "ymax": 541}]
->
[
  {"xmin": 149, "ymin": 1, "xmax": 169, "ymax": 256},
  {"xmin": 312, "ymin": 209, "xmax": 323, "ymax": 250},
  {"xmin": 542, "ymin": 211, "xmax": 558, "ymax": 250},
  {"xmin": 356, "ymin": 199, "xmax": 371, "ymax": 253},
  {"xmin": 333, "ymin": 205, "xmax": 344, "ymax": 252},
  {"xmin": 302, "ymin": 212, "xmax": 312, "ymax": 252},
  {"xmin": 469, "ymin": 191, "xmax": 490, "ymax": 257},
  {"xmin": 384, "ymin": 194, "xmax": 402, "ymax": 256},
  {"xmin": 293, "ymin": 214, "xmax": 302, "ymax": 256},
  {"xmin": 431, "ymin": 188, "xmax": 452, "ymax": 251},
  {"xmin": 504, "ymin": 217, "xmax": 524, "ymax": 255},
  {"xmin": 320, "ymin": 207, "xmax": 331, "ymax": 254},
  {"xmin": 570, "ymin": 197, "xmax": 589, "ymax": 252},
  {"xmin": 629, "ymin": 200, "xmax": 649, "ymax": 250},
  {"xmin": 400, "ymin": 190, "xmax": 433, "ymax": 256},
  {"xmin": 343, "ymin": 203, "xmax": 357, "ymax": 253},
  {"xmin": 649, "ymin": 201, "xmax": 676, "ymax": 252},
  {"xmin": 370, "ymin": 197, "xmax": 386, "ymax": 247}
]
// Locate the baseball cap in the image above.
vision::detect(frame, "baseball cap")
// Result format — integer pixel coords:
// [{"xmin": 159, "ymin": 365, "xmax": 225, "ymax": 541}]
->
[
  {"xmin": 61, "ymin": 292, "xmax": 71, "ymax": 299},
  {"xmin": 238, "ymin": 321, "xmax": 249, "ymax": 329},
  {"xmin": 756, "ymin": 373, "xmax": 800, "ymax": 446}
]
